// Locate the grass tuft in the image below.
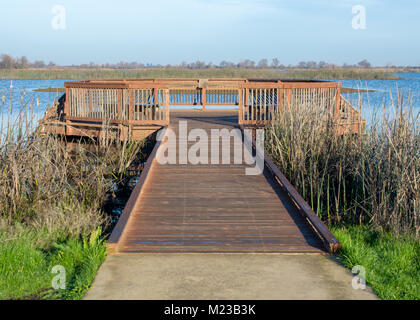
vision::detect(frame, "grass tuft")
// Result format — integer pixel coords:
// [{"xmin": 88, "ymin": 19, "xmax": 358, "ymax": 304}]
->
[
  {"xmin": 0, "ymin": 228, "xmax": 106, "ymax": 300},
  {"xmin": 331, "ymin": 225, "xmax": 420, "ymax": 300}
]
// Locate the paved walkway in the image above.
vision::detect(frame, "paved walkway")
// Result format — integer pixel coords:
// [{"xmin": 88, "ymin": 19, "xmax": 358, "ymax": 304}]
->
[{"xmin": 85, "ymin": 254, "xmax": 377, "ymax": 300}]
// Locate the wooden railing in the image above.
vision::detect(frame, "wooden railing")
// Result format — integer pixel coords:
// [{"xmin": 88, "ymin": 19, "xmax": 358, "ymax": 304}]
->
[
  {"xmin": 238, "ymin": 81, "xmax": 345, "ymax": 127},
  {"xmin": 132, "ymin": 88, "xmax": 167, "ymax": 122},
  {"xmin": 63, "ymin": 79, "xmax": 363, "ymax": 134},
  {"xmin": 168, "ymin": 88, "xmax": 239, "ymax": 109},
  {"xmin": 205, "ymin": 89, "xmax": 239, "ymax": 105},
  {"xmin": 239, "ymin": 82, "xmax": 279, "ymax": 125},
  {"xmin": 64, "ymin": 81, "xmax": 169, "ymax": 126},
  {"xmin": 337, "ymin": 96, "xmax": 365, "ymax": 134},
  {"xmin": 169, "ymin": 89, "xmax": 202, "ymax": 105}
]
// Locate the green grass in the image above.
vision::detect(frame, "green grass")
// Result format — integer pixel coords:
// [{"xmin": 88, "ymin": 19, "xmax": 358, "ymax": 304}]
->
[
  {"xmin": 331, "ymin": 225, "xmax": 420, "ymax": 300},
  {"xmin": 0, "ymin": 228, "xmax": 106, "ymax": 300},
  {"xmin": 0, "ymin": 67, "xmax": 402, "ymax": 80}
]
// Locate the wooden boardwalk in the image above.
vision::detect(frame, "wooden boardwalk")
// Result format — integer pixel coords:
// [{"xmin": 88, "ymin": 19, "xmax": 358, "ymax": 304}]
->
[{"xmin": 112, "ymin": 110, "xmax": 330, "ymax": 254}]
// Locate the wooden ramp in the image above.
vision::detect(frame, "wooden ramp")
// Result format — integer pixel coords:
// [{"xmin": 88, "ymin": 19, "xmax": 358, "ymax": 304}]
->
[{"xmin": 110, "ymin": 110, "xmax": 336, "ymax": 254}]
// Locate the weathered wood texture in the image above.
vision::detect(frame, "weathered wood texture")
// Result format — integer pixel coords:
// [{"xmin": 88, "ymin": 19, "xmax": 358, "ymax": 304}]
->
[{"xmin": 114, "ymin": 110, "xmax": 329, "ymax": 254}]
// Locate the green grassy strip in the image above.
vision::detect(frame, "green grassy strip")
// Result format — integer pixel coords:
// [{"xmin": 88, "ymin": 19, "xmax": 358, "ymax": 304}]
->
[
  {"xmin": 330, "ymin": 225, "xmax": 420, "ymax": 300},
  {"xmin": 0, "ymin": 228, "xmax": 106, "ymax": 300}
]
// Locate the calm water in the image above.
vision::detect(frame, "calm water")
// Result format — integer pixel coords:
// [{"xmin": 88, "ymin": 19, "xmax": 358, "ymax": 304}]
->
[
  {"xmin": 1, "ymin": 73, "xmax": 419, "ymax": 128},
  {"xmin": 0, "ymin": 79, "xmax": 78, "ymax": 125},
  {"xmin": 334, "ymin": 72, "xmax": 420, "ymax": 122}
]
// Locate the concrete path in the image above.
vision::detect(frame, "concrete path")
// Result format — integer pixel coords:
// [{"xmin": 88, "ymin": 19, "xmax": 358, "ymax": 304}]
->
[{"xmin": 84, "ymin": 254, "xmax": 377, "ymax": 300}]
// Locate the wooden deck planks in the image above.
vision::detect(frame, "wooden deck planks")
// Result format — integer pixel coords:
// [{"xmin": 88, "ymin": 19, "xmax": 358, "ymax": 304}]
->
[{"xmin": 117, "ymin": 110, "xmax": 327, "ymax": 254}]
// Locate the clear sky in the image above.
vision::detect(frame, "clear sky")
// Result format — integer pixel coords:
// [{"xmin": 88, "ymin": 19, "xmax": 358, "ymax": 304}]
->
[{"xmin": 1, "ymin": 0, "xmax": 419, "ymax": 66}]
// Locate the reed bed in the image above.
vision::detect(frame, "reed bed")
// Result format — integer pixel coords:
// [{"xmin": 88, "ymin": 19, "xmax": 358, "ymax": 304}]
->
[
  {"xmin": 0, "ymin": 121, "xmax": 143, "ymax": 243},
  {"xmin": 266, "ymin": 91, "xmax": 420, "ymax": 299},
  {"xmin": 265, "ymin": 93, "xmax": 420, "ymax": 237},
  {"xmin": 0, "ymin": 96, "xmax": 146, "ymax": 299}
]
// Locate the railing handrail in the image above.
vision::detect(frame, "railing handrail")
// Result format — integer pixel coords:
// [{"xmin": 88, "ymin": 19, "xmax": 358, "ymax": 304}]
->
[
  {"xmin": 238, "ymin": 125, "xmax": 341, "ymax": 253},
  {"xmin": 65, "ymin": 81, "xmax": 169, "ymax": 89}
]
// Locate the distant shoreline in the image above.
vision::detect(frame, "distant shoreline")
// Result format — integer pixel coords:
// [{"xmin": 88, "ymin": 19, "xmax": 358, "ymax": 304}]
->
[{"xmin": 1, "ymin": 67, "xmax": 418, "ymax": 81}]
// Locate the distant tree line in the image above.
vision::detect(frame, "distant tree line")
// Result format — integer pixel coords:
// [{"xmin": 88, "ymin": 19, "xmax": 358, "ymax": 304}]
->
[
  {"xmin": 0, "ymin": 54, "xmax": 56, "ymax": 69},
  {"xmin": 0, "ymin": 54, "xmax": 415, "ymax": 70}
]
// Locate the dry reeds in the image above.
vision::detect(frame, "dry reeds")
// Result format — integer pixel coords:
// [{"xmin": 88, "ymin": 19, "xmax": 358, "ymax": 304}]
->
[
  {"xmin": 0, "ymin": 96, "xmax": 143, "ymax": 242},
  {"xmin": 266, "ymin": 91, "xmax": 420, "ymax": 237}
]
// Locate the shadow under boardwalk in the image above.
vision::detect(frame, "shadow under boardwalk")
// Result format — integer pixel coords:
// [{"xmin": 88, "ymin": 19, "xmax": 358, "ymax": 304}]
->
[{"xmin": 118, "ymin": 110, "xmax": 326, "ymax": 253}]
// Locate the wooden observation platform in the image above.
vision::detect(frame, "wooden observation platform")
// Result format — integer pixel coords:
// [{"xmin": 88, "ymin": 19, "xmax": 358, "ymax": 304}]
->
[
  {"xmin": 40, "ymin": 78, "xmax": 364, "ymax": 140},
  {"xmin": 39, "ymin": 78, "xmax": 365, "ymax": 254}
]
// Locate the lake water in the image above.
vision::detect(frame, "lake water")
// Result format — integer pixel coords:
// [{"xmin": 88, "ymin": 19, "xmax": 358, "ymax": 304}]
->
[
  {"xmin": 0, "ymin": 79, "xmax": 78, "ymax": 136},
  {"xmin": 1, "ymin": 73, "xmax": 419, "ymax": 130},
  {"xmin": 336, "ymin": 72, "xmax": 420, "ymax": 122}
]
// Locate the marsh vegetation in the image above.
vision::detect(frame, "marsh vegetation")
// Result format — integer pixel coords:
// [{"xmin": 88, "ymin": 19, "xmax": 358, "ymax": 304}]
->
[
  {"xmin": 0, "ymin": 103, "xmax": 150, "ymax": 299},
  {"xmin": 265, "ymin": 92, "xmax": 420, "ymax": 299},
  {"xmin": 0, "ymin": 67, "xmax": 403, "ymax": 81}
]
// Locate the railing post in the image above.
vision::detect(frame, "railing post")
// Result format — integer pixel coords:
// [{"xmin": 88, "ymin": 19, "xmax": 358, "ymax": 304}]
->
[
  {"xmin": 64, "ymin": 86, "xmax": 70, "ymax": 136},
  {"xmin": 154, "ymin": 88, "xmax": 159, "ymax": 121},
  {"xmin": 64, "ymin": 87, "xmax": 69, "ymax": 117},
  {"xmin": 165, "ymin": 89, "xmax": 170, "ymax": 124},
  {"xmin": 245, "ymin": 88, "xmax": 249, "ymax": 122},
  {"xmin": 335, "ymin": 83, "xmax": 342, "ymax": 116},
  {"xmin": 238, "ymin": 88, "xmax": 243, "ymax": 125},
  {"xmin": 277, "ymin": 86, "xmax": 283, "ymax": 119},
  {"xmin": 334, "ymin": 83, "xmax": 341, "ymax": 118},
  {"xmin": 202, "ymin": 88, "xmax": 206, "ymax": 111},
  {"xmin": 129, "ymin": 88, "xmax": 133, "ymax": 122},
  {"xmin": 118, "ymin": 89, "xmax": 122, "ymax": 122},
  {"xmin": 81, "ymin": 88, "xmax": 85, "ymax": 117},
  {"xmin": 88, "ymin": 89, "xmax": 92, "ymax": 118},
  {"xmin": 287, "ymin": 88, "xmax": 292, "ymax": 108}
]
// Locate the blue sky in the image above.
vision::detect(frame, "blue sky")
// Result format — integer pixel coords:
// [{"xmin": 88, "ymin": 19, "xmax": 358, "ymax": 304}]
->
[{"xmin": 1, "ymin": 0, "xmax": 419, "ymax": 66}]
